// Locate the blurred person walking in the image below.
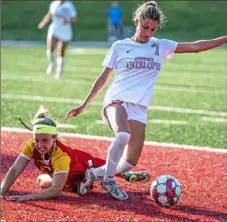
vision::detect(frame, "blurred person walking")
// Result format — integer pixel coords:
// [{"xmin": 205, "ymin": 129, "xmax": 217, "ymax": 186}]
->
[
  {"xmin": 65, "ymin": 1, "xmax": 227, "ymax": 200},
  {"xmin": 107, "ymin": 1, "xmax": 123, "ymax": 42},
  {"xmin": 38, "ymin": 0, "xmax": 78, "ymax": 79}
]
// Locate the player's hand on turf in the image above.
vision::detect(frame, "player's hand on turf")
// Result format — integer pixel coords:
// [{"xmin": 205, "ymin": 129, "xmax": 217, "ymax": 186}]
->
[{"xmin": 65, "ymin": 105, "xmax": 86, "ymax": 120}]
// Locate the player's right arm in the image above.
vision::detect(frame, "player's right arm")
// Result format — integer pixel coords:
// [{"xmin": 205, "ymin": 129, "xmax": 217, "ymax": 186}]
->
[
  {"xmin": 65, "ymin": 67, "xmax": 113, "ymax": 119},
  {"xmin": 38, "ymin": 12, "xmax": 52, "ymax": 29},
  {"xmin": 1, "ymin": 155, "xmax": 30, "ymax": 195}
]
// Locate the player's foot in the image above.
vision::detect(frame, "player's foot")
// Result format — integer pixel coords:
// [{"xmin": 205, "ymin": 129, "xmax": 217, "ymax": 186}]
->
[
  {"xmin": 55, "ymin": 72, "xmax": 63, "ymax": 80},
  {"xmin": 101, "ymin": 180, "xmax": 128, "ymax": 200},
  {"xmin": 78, "ymin": 168, "xmax": 96, "ymax": 195},
  {"xmin": 46, "ymin": 63, "xmax": 55, "ymax": 75},
  {"xmin": 121, "ymin": 171, "xmax": 151, "ymax": 183}
]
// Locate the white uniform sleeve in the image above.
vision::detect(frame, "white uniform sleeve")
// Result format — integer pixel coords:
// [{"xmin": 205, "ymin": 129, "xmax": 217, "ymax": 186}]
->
[
  {"xmin": 160, "ymin": 39, "xmax": 178, "ymax": 60},
  {"xmin": 49, "ymin": 2, "xmax": 55, "ymax": 14},
  {"xmin": 102, "ymin": 43, "xmax": 118, "ymax": 68},
  {"xmin": 69, "ymin": 2, "xmax": 77, "ymax": 18}
]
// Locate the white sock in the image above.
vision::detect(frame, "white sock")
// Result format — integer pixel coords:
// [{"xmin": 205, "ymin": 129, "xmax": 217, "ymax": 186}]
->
[
  {"xmin": 46, "ymin": 50, "xmax": 55, "ymax": 65},
  {"xmin": 56, "ymin": 57, "xmax": 65, "ymax": 76},
  {"xmin": 93, "ymin": 165, "xmax": 105, "ymax": 179},
  {"xmin": 103, "ymin": 132, "xmax": 131, "ymax": 182},
  {"xmin": 116, "ymin": 158, "xmax": 134, "ymax": 174},
  {"xmin": 93, "ymin": 158, "xmax": 134, "ymax": 179}
]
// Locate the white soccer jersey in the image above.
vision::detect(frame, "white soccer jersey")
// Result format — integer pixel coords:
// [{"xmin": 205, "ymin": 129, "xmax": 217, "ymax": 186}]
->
[
  {"xmin": 102, "ymin": 38, "xmax": 178, "ymax": 108},
  {"xmin": 48, "ymin": 1, "xmax": 77, "ymax": 42}
]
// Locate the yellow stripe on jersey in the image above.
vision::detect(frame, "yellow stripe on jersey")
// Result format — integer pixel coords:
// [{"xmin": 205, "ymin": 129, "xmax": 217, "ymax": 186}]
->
[
  {"xmin": 51, "ymin": 146, "xmax": 71, "ymax": 174},
  {"xmin": 21, "ymin": 138, "xmax": 35, "ymax": 159}
]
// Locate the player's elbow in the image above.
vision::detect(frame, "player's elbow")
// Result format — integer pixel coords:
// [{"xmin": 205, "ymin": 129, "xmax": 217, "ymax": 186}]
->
[
  {"xmin": 51, "ymin": 187, "xmax": 63, "ymax": 197},
  {"xmin": 9, "ymin": 166, "xmax": 19, "ymax": 177}
]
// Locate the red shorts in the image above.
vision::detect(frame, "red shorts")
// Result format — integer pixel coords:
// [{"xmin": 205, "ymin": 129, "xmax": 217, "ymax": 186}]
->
[{"xmin": 64, "ymin": 149, "xmax": 106, "ymax": 192}]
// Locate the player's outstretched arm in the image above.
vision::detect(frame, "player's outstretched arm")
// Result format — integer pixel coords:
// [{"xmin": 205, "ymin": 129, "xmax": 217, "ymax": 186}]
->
[
  {"xmin": 65, "ymin": 67, "xmax": 113, "ymax": 119},
  {"xmin": 1, "ymin": 156, "xmax": 30, "ymax": 196},
  {"xmin": 6, "ymin": 173, "xmax": 68, "ymax": 202},
  {"xmin": 175, "ymin": 36, "xmax": 227, "ymax": 53}
]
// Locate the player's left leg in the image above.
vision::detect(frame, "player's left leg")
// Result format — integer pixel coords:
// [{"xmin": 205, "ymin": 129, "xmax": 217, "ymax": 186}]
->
[
  {"xmin": 55, "ymin": 40, "xmax": 68, "ymax": 79},
  {"xmin": 120, "ymin": 120, "xmax": 151, "ymax": 183},
  {"xmin": 46, "ymin": 36, "xmax": 58, "ymax": 75}
]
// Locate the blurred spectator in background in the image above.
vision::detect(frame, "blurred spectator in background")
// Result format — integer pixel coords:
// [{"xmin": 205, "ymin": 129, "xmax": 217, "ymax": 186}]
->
[
  {"xmin": 107, "ymin": 1, "xmax": 123, "ymax": 42},
  {"xmin": 38, "ymin": 0, "xmax": 77, "ymax": 79}
]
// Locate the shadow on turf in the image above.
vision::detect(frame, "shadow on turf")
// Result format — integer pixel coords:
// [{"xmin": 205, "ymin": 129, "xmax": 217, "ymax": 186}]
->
[
  {"xmin": 4, "ymin": 189, "xmax": 226, "ymax": 221},
  {"xmin": 4, "ymin": 190, "xmax": 197, "ymax": 221},
  {"xmin": 58, "ymin": 191, "xmax": 227, "ymax": 221},
  {"xmin": 2, "ymin": 153, "xmax": 226, "ymax": 221},
  {"xmin": 57, "ymin": 191, "xmax": 197, "ymax": 221},
  {"xmin": 174, "ymin": 205, "xmax": 227, "ymax": 220}
]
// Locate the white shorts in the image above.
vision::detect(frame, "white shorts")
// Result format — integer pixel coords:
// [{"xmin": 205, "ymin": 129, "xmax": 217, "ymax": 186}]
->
[
  {"xmin": 47, "ymin": 24, "xmax": 72, "ymax": 42},
  {"xmin": 102, "ymin": 100, "xmax": 148, "ymax": 125}
]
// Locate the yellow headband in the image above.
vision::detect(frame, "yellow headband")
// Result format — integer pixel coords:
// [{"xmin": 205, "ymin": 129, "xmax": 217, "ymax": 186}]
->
[{"xmin": 33, "ymin": 124, "xmax": 57, "ymax": 135}]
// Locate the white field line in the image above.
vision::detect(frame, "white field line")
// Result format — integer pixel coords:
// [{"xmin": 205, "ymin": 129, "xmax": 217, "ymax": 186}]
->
[
  {"xmin": 58, "ymin": 124, "xmax": 77, "ymax": 129},
  {"xmin": 148, "ymin": 105, "xmax": 227, "ymax": 117},
  {"xmin": 201, "ymin": 117, "xmax": 227, "ymax": 123},
  {"xmin": 1, "ymin": 93, "xmax": 101, "ymax": 105},
  {"xmin": 2, "ymin": 93, "xmax": 227, "ymax": 117},
  {"xmin": 2, "ymin": 76, "xmax": 91, "ymax": 86},
  {"xmin": 148, "ymin": 119, "xmax": 188, "ymax": 125},
  {"xmin": 69, "ymin": 48, "xmax": 108, "ymax": 55},
  {"xmin": 1, "ymin": 127, "xmax": 227, "ymax": 153},
  {"xmin": 96, "ymin": 119, "xmax": 188, "ymax": 125},
  {"xmin": 2, "ymin": 75, "xmax": 226, "ymax": 95}
]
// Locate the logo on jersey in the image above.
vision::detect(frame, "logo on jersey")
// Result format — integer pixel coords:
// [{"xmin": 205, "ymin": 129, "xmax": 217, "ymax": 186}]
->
[
  {"xmin": 126, "ymin": 49, "xmax": 134, "ymax": 53},
  {"xmin": 151, "ymin": 43, "xmax": 160, "ymax": 56},
  {"xmin": 126, "ymin": 57, "xmax": 161, "ymax": 70},
  {"xmin": 37, "ymin": 127, "xmax": 44, "ymax": 130}
]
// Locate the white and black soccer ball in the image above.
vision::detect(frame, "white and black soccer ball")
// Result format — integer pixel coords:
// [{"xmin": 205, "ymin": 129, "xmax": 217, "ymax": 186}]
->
[{"xmin": 150, "ymin": 175, "xmax": 182, "ymax": 207}]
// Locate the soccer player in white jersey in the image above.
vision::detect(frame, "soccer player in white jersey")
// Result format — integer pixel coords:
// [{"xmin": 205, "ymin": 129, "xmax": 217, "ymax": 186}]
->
[
  {"xmin": 65, "ymin": 1, "xmax": 227, "ymax": 200},
  {"xmin": 38, "ymin": 0, "xmax": 77, "ymax": 79}
]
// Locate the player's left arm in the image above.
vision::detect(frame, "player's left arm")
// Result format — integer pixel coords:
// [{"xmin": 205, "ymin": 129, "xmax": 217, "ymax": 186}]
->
[
  {"xmin": 6, "ymin": 173, "xmax": 69, "ymax": 202},
  {"xmin": 175, "ymin": 36, "xmax": 227, "ymax": 53},
  {"xmin": 66, "ymin": 2, "xmax": 78, "ymax": 24},
  {"xmin": 67, "ymin": 16, "xmax": 78, "ymax": 24},
  {"xmin": 1, "ymin": 155, "xmax": 30, "ymax": 195}
]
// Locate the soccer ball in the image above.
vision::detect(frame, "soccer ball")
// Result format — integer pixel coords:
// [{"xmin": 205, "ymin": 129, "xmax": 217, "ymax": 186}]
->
[
  {"xmin": 37, "ymin": 174, "xmax": 52, "ymax": 189},
  {"xmin": 150, "ymin": 175, "xmax": 182, "ymax": 207}
]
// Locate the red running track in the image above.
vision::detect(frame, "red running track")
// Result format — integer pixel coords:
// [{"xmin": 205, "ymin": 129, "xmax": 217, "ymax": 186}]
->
[{"xmin": 1, "ymin": 131, "xmax": 227, "ymax": 222}]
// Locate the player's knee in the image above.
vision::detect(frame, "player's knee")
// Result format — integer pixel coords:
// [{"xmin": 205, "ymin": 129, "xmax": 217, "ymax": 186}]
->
[
  {"xmin": 108, "ymin": 132, "xmax": 131, "ymax": 163},
  {"xmin": 115, "ymin": 132, "xmax": 131, "ymax": 146}
]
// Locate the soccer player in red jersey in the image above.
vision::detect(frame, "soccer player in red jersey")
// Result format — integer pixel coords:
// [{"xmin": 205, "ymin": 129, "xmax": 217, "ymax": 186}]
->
[{"xmin": 1, "ymin": 106, "xmax": 150, "ymax": 201}]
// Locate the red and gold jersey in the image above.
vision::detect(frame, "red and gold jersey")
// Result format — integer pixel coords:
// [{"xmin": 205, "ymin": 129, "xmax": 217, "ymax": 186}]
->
[{"xmin": 20, "ymin": 138, "xmax": 105, "ymax": 191}]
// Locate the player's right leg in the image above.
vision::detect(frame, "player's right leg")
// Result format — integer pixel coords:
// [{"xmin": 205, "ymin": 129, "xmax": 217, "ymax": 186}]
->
[
  {"xmin": 46, "ymin": 36, "xmax": 58, "ymax": 75},
  {"xmin": 55, "ymin": 41, "xmax": 68, "ymax": 79},
  {"xmin": 101, "ymin": 103, "xmax": 131, "ymax": 200}
]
